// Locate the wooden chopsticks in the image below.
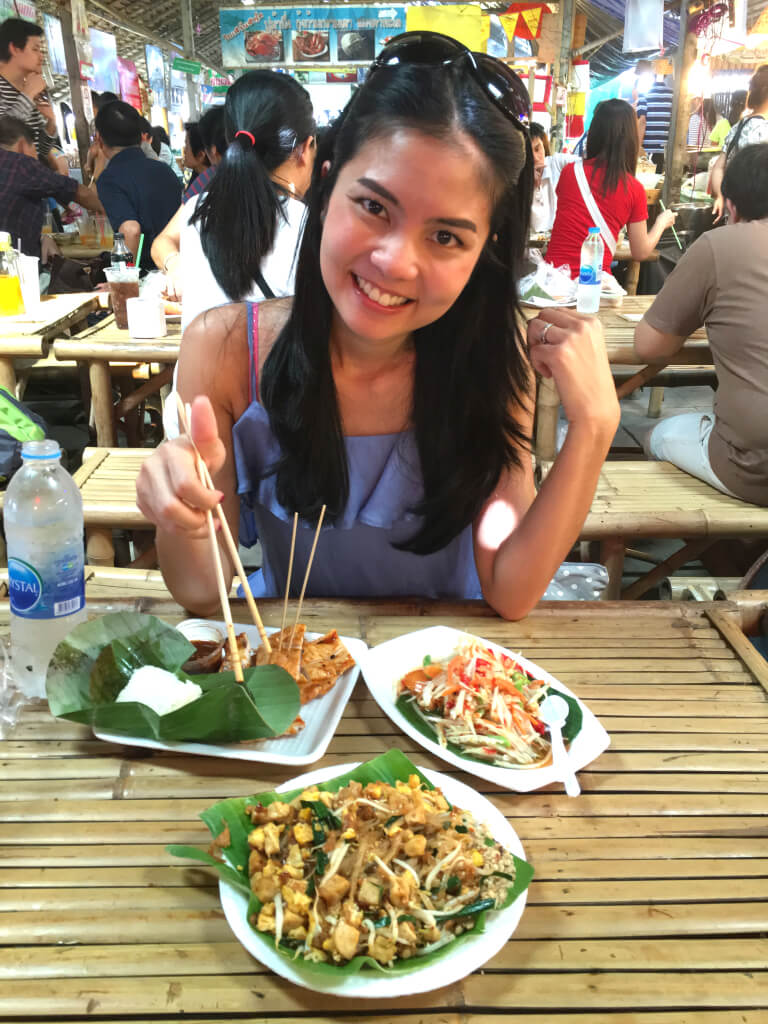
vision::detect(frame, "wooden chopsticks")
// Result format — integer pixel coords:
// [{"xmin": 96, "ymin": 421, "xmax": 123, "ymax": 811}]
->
[{"xmin": 175, "ymin": 398, "xmax": 272, "ymax": 680}]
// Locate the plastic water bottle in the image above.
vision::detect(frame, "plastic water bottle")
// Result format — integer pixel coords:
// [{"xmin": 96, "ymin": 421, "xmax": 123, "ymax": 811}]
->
[
  {"xmin": 5, "ymin": 440, "xmax": 86, "ymax": 698},
  {"xmin": 576, "ymin": 226, "xmax": 604, "ymax": 314}
]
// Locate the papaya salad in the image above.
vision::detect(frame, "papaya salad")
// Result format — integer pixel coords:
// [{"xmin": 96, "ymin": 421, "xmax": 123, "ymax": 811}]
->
[{"xmin": 397, "ymin": 640, "xmax": 569, "ymax": 768}]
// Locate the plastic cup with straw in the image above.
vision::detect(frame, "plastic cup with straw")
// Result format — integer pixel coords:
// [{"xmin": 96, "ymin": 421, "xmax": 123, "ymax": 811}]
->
[{"xmin": 659, "ymin": 199, "xmax": 683, "ymax": 251}]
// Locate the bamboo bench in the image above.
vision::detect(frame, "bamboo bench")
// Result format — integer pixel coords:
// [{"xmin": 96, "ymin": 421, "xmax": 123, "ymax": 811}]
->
[
  {"xmin": 0, "ymin": 565, "xmax": 173, "ymax": 604},
  {"xmin": 76, "ymin": 450, "xmax": 768, "ymax": 599},
  {"xmin": 568, "ymin": 460, "xmax": 768, "ymax": 599},
  {"xmin": 74, "ymin": 447, "xmax": 155, "ymax": 567}
]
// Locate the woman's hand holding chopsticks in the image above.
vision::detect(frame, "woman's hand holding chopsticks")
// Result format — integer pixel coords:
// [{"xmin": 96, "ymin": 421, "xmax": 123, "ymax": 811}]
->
[{"xmin": 137, "ymin": 396, "xmax": 226, "ymax": 540}]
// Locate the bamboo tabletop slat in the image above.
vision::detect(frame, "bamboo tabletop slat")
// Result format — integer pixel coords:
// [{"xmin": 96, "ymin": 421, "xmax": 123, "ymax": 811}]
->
[
  {"xmin": 0, "ymin": 597, "xmax": 766, "ymax": 1022},
  {"xmin": 53, "ymin": 314, "xmax": 181, "ymax": 363},
  {"xmin": 524, "ymin": 295, "xmax": 711, "ymax": 366}
]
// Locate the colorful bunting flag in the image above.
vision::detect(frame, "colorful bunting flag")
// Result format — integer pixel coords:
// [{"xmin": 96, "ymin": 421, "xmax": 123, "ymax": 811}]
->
[{"xmin": 501, "ymin": 3, "xmax": 547, "ymax": 40}]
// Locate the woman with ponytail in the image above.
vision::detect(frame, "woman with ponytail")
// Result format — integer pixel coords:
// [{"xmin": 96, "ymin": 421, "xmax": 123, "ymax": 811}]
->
[
  {"xmin": 138, "ymin": 34, "xmax": 619, "ymax": 620},
  {"xmin": 153, "ymin": 71, "xmax": 314, "ymax": 328},
  {"xmin": 152, "ymin": 70, "xmax": 315, "ymax": 435}
]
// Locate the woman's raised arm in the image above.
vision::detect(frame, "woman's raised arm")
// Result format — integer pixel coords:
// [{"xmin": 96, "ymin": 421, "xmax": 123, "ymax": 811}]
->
[
  {"xmin": 136, "ymin": 305, "xmax": 249, "ymax": 614},
  {"xmin": 474, "ymin": 310, "xmax": 620, "ymax": 620}
]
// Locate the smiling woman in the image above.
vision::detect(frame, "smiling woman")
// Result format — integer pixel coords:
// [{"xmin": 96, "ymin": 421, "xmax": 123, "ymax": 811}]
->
[{"xmin": 136, "ymin": 32, "xmax": 620, "ymax": 621}]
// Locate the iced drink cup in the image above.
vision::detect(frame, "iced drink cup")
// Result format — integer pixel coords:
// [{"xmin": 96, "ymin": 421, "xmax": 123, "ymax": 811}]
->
[{"xmin": 105, "ymin": 266, "xmax": 140, "ymax": 329}]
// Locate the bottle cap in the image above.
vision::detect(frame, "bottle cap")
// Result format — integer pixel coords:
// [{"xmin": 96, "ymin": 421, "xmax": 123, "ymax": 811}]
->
[
  {"xmin": 588, "ymin": 227, "xmax": 601, "ymax": 234},
  {"xmin": 21, "ymin": 439, "xmax": 60, "ymax": 461}
]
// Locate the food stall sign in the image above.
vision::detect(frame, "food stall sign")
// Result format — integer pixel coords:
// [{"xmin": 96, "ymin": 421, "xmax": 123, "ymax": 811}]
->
[
  {"xmin": 173, "ymin": 57, "xmax": 202, "ymax": 75},
  {"xmin": 219, "ymin": 5, "xmax": 406, "ymax": 68}
]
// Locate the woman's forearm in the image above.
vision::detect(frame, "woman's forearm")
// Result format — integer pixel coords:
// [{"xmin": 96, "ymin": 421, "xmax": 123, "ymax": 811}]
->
[
  {"xmin": 151, "ymin": 206, "xmax": 183, "ymax": 271},
  {"xmin": 645, "ymin": 215, "xmax": 669, "ymax": 253},
  {"xmin": 484, "ymin": 418, "xmax": 616, "ymax": 619},
  {"xmin": 156, "ymin": 527, "xmax": 235, "ymax": 616}
]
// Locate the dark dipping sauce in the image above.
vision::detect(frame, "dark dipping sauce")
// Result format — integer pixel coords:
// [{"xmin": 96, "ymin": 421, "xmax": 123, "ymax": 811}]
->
[{"xmin": 182, "ymin": 639, "xmax": 224, "ymax": 675}]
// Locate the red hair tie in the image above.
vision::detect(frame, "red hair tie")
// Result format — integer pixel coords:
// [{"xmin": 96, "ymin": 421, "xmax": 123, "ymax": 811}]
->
[{"xmin": 235, "ymin": 130, "xmax": 255, "ymax": 146}]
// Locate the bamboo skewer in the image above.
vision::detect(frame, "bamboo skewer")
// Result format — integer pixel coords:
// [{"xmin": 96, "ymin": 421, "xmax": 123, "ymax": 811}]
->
[
  {"xmin": 278, "ymin": 513, "xmax": 298, "ymax": 654},
  {"xmin": 188, "ymin": 433, "xmax": 244, "ymax": 683},
  {"xmin": 289, "ymin": 505, "xmax": 326, "ymax": 650},
  {"xmin": 175, "ymin": 397, "xmax": 271, "ymax": 656}
]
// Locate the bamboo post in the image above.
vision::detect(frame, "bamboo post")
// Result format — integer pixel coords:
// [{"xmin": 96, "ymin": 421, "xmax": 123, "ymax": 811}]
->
[
  {"xmin": 0, "ymin": 357, "xmax": 16, "ymax": 396},
  {"xmin": 58, "ymin": 1, "xmax": 91, "ymax": 177},
  {"xmin": 180, "ymin": 0, "xmax": 199, "ymax": 119},
  {"xmin": 88, "ymin": 360, "xmax": 117, "ymax": 447},
  {"xmin": 600, "ymin": 537, "xmax": 625, "ymax": 600},
  {"xmin": 552, "ymin": 0, "xmax": 575, "ymax": 149},
  {"xmin": 534, "ymin": 376, "xmax": 560, "ymax": 463},
  {"xmin": 663, "ymin": 23, "xmax": 698, "ymax": 207}
]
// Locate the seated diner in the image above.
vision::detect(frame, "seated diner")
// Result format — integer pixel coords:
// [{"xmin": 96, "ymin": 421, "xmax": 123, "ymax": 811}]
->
[
  {"xmin": 546, "ymin": 99, "xmax": 676, "ymax": 279},
  {"xmin": 635, "ymin": 143, "xmax": 768, "ymax": 507},
  {"xmin": 135, "ymin": 32, "xmax": 621, "ymax": 621}
]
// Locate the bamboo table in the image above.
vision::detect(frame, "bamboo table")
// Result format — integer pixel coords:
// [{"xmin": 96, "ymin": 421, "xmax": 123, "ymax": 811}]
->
[
  {"xmin": 53, "ymin": 317, "xmax": 181, "ymax": 447},
  {"xmin": 0, "ymin": 293, "xmax": 101, "ymax": 394},
  {"xmin": 0, "ymin": 595, "xmax": 766, "ymax": 1021},
  {"xmin": 529, "ymin": 295, "xmax": 713, "ymax": 461}
]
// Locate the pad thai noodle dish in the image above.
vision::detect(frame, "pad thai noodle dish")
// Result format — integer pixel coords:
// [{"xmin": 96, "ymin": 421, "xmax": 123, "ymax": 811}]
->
[
  {"xmin": 397, "ymin": 640, "xmax": 560, "ymax": 768},
  {"xmin": 244, "ymin": 775, "xmax": 518, "ymax": 965}
]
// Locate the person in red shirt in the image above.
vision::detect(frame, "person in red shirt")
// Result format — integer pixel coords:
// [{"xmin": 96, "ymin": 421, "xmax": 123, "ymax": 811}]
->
[{"xmin": 547, "ymin": 99, "xmax": 676, "ymax": 278}]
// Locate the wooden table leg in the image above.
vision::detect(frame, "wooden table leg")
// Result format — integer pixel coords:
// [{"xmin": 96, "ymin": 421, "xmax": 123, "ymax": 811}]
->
[
  {"xmin": 86, "ymin": 527, "xmax": 115, "ymax": 567},
  {"xmin": 88, "ymin": 359, "xmax": 116, "ymax": 447},
  {"xmin": 535, "ymin": 376, "xmax": 560, "ymax": 463},
  {"xmin": 647, "ymin": 386, "xmax": 665, "ymax": 418},
  {"xmin": 600, "ymin": 537, "xmax": 625, "ymax": 599},
  {"xmin": 625, "ymin": 260, "xmax": 640, "ymax": 296},
  {"xmin": 0, "ymin": 356, "xmax": 16, "ymax": 396},
  {"xmin": 621, "ymin": 538, "xmax": 712, "ymax": 601}
]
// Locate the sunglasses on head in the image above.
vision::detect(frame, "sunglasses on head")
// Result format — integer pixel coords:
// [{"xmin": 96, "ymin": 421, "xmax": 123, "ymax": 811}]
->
[{"xmin": 369, "ymin": 31, "xmax": 531, "ymax": 130}]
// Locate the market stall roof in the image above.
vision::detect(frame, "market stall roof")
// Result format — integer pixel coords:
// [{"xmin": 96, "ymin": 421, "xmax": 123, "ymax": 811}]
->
[
  {"xmin": 573, "ymin": 0, "xmax": 767, "ymax": 82},
  {"xmin": 36, "ymin": 0, "xmax": 225, "ymax": 91},
  {"xmin": 575, "ymin": 0, "xmax": 682, "ymax": 82}
]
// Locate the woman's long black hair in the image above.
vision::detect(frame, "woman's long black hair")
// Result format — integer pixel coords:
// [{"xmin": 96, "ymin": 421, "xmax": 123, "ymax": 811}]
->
[
  {"xmin": 585, "ymin": 98, "xmax": 639, "ymax": 196},
  {"xmin": 191, "ymin": 71, "xmax": 315, "ymax": 300},
  {"xmin": 261, "ymin": 62, "xmax": 534, "ymax": 555}
]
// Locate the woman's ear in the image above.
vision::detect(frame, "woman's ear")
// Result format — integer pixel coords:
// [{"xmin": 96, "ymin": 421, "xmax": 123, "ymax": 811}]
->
[
  {"xmin": 321, "ymin": 159, "xmax": 332, "ymax": 178},
  {"xmin": 296, "ymin": 135, "xmax": 315, "ymax": 167}
]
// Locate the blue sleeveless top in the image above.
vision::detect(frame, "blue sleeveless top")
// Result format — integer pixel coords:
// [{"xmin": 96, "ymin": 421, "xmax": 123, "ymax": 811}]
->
[{"xmin": 232, "ymin": 303, "xmax": 482, "ymax": 600}]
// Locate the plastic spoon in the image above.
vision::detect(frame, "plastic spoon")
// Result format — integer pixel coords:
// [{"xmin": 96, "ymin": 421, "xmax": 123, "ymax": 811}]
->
[{"xmin": 539, "ymin": 695, "xmax": 580, "ymax": 797}]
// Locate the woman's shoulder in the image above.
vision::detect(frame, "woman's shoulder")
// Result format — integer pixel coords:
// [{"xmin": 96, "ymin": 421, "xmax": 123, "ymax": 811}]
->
[
  {"xmin": 255, "ymin": 297, "xmax": 293, "ymax": 368},
  {"xmin": 183, "ymin": 302, "xmax": 249, "ymax": 375},
  {"xmin": 177, "ymin": 303, "xmax": 251, "ymax": 416}
]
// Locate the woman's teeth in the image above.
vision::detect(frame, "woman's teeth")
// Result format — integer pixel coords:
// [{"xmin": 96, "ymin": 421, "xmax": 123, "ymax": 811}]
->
[{"xmin": 354, "ymin": 274, "xmax": 410, "ymax": 308}]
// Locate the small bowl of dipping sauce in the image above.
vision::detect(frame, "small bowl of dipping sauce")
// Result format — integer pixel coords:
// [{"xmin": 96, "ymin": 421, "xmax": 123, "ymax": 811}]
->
[{"xmin": 177, "ymin": 619, "xmax": 225, "ymax": 674}]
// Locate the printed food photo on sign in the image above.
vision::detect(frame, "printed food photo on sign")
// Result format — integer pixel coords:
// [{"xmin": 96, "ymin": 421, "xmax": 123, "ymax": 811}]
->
[
  {"xmin": 292, "ymin": 30, "xmax": 330, "ymax": 62},
  {"xmin": 337, "ymin": 29, "xmax": 375, "ymax": 62},
  {"xmin": 245, "ymin": 30, "xmax": 283, "ymax": 63}
]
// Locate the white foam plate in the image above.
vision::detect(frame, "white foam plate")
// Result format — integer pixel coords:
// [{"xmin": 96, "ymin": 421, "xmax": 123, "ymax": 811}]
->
[
  {"xmin": 360, "ymin": 625, "xmax": 610, "ymax": 792},
  {"xmin": 219, "ymin": 761, "xmax": 529, "ymax": 997},
  {"xmin": 93, "ymin": 622, "xmax": 366, "ymax": 765}
]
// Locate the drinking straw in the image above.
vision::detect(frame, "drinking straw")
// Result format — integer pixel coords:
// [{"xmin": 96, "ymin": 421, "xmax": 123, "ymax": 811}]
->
[
  {"xmin": 135, "ymin": 233, "xmax": 145, "ymax": 268},
  {"xmin": 659, "ymin": 199, "xmax": 683, "ymax": 251}
]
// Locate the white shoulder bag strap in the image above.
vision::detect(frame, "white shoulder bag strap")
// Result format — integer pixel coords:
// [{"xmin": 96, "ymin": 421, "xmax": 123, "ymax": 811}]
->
[{"xmin": 573, "ymin": 160, "xmax": 617, "ymax": 257}]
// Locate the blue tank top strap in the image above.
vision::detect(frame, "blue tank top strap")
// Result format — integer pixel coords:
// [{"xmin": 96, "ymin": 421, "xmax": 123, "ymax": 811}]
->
[{"xmin": 246, "ymin": 301, "xmax": 259, "ymax": 404}]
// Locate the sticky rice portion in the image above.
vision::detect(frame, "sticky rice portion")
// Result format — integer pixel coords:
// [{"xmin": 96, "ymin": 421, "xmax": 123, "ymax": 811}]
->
[{"xmin": 116, "ymin": 666, "xmax": 202, "ymax": 716}]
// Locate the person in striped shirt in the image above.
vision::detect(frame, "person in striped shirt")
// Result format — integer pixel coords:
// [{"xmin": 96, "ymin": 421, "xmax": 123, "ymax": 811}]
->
[
  {"xmin": 0, "ymin": 19, "xmax": 57, "ymax": 163},
  {"xmin": 636, "ymin": 72, "xmax": 674, "ymax": 171}
]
